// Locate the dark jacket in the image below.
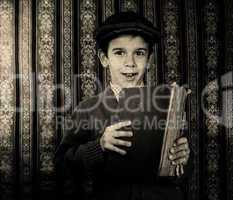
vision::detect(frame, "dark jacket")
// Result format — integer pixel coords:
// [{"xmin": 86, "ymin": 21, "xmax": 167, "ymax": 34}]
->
[{"xmin": 55, "ymin": 86, "xmax": 193, "ymax": 200}]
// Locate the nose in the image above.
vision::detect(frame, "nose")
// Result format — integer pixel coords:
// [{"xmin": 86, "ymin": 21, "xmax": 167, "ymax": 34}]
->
[{"xmin": 124, "ymin": 54, "xmax": 135, "ymax": 67}]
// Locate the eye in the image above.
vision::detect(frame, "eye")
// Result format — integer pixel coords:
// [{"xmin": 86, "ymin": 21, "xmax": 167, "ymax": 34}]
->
[
  {"xmin": 113, "ymin": 50, "xmax": 126, "ymax": 56},
  {"xmin": 135, "ymin": 50, "xmax": 146, "ymax": 57}
]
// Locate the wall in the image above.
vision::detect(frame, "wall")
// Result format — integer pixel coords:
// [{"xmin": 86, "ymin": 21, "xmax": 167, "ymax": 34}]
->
[{"xmin": 0, "ymin": 0, "xmax": 231, "ymax": 199}]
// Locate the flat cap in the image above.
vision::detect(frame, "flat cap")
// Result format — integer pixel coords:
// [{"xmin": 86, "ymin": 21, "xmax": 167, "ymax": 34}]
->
[{"xmin": 95, "ymin": 11, "xmax": 160, "ymax": 47}]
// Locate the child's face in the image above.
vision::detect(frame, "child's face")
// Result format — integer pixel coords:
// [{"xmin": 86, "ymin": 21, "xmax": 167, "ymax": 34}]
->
[{"xmin": 99, "ymin": 35, "xmax": 150, "ymax": 88}]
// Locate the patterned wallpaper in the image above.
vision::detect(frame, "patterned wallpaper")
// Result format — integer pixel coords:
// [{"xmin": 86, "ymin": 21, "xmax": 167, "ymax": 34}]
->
[
  {"xmin": 224, "ymin": 0, "xmax": 233, "ymax": 199},
  {"xmin": 0, "ymin": 0, "xmax": 231, "ymax": 200},
  {"xmin": 161, "ymin": 0, "xmax": 182, "ymax": 84},
  {"xmin": 36, "ymin": 0, "xmax": 56, "ymax": 197},
  {"xmin": 18, "ymin": 0, "xmax": 32, "ymax": 197},
  {"xmin": 184, "ymin": 0, "xmax": 200, "ymax": 199},
  {"xmin": 0, "ymin": 0, "xmax": 16, "ymax": 199},
  {"xmin": 202, "ymin": 1, "xmax": 221, "ymax": 199}
]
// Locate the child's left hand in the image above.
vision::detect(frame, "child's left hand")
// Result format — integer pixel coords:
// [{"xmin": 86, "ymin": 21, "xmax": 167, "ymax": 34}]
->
[{"xmin": 168, "ymin": 137, "xmax": 190, "ymax": 176}]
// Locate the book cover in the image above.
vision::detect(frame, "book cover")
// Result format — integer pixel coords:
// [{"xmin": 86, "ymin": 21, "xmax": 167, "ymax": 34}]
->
[{"xmin": 104, "ymin": 83, "xmax": 190, "ymax": 178}]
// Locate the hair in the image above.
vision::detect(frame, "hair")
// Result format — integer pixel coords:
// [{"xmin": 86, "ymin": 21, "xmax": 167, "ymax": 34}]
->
[{"xmin": 97, "ymin": 32, "xmax": 154, "ymax": 57}]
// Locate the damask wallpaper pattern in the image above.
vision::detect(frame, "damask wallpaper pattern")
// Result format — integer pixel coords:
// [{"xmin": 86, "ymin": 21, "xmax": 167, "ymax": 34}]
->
[
  {"xmin": 101, "ymin": 0, "xmax": 114, "ymax": 89},
  {"xmin": 19, "ymin": 0, "xmax": 32, "ymax": 196},
  {"xmin": 60, "ymin": 0, "xmax": 73, "ymax": 138},
  {"xmin": 161, "ymin": 0, "xmax": 181, "ymax": 84},
  {"xmin": 36, "ymin": 0, "xmax": 56, "ymax": 197},
  {"xmin": 79, "ymin": 0, "xmax": 98, "ymax": 100},
  {"xmin": 184, "ymin": 0, "xmax": 200, "ymax": 199},
  {"xmin": 184, "ymin": 0, "xmax": 200, "ymax": 200},
  {"xmin": 203, "ymin": 1, "xmax": 221, "ymax": 199},
  {"xmin": 120, "ymin": 0, "xmax": 138, "ymax": 12},
  {"xmin": 61, "ymin": 0, "xmax": 73, "ymax": 113},
  {"xmin": 0, "ymin": 0, "xmax": 231, "ymax": 200},
  {"xmin": 0, "ymin": 0, "xmax": 16, "ymax": 199},
  {"xmin": 224, "ymin": 0, "xmax": 233, "ymax": 198},
  {"xmin": 143, "ymin": 0, "xmax": 158, "ymax": 86}
]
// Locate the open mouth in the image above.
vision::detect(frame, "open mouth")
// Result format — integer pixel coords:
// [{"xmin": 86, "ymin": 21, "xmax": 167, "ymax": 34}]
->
[{"xmin": 121, "ymin": 72, "xmax": 138, "ymax": 78}]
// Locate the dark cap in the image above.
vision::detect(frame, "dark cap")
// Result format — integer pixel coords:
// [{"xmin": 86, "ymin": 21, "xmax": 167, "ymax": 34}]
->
[{"xmin": 95, "ymin": 11, "xmax": 160, "ymax": 48}]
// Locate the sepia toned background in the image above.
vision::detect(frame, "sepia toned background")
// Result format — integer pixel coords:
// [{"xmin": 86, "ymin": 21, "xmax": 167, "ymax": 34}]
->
[{"xmin": 0, "ymin": 0, "xmax": 232, "ymax": 200}]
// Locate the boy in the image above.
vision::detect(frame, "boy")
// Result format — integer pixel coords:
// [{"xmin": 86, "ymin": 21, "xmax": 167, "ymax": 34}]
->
[{"xmin": 55, "ymin": 12, "xmax": 192, "ymax": 200}]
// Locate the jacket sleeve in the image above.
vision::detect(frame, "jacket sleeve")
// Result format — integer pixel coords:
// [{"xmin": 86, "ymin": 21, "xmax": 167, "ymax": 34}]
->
[{"xmin": 54, "ymin": 104, "xmax": 105, "ymax": 190}]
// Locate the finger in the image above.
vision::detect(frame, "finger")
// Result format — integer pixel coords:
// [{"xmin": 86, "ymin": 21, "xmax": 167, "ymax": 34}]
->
[
  {"xmin": 174, "ymin": 157, "xmax": 188, "ymax": 165},
  {"xmin": 175, "ymin": 137, "xmax": 188, "ymax": 145},
  {"xmin": 172, "ymin": 150, "xmax": 189, "ymax": 160},
  {"xmin": 176, "ymin": 165, "xmax": 180, "ymax": 177},
  {"xmin": 168, "ymin": 153, "xmax": 175, "ymax": 161},
  {"xmin": 106, "ymin": 144, "xmax": 127, "ymax": 155},
  {"xmin": 107, "ymin": 121, "xmax": 131, "ymax": 130},
  {"xmin": 112, "ymin": 131, "xmax": 133, "ymax": 138},
  {"xmin": 180, "ymin": 164, "xmax": 184, "ymax": 175},
  {"xmin": 170, "ymin": 143, "xmax": 190, "ymax": 154},
  {"xmin": 111, "ymin": 138, "xmax": 132, "ymax": 147}
]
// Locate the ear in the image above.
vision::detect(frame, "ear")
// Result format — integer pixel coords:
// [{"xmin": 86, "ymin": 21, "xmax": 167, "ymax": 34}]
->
[{"xmin": 98, "ymin": 50, "xmax": 109, "ymax": 68}]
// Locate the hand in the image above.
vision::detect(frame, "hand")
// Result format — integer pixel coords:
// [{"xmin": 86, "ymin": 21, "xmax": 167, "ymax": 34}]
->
[
  {"xmin": 168, "ymin": 137, "xmax": 190, "ymax": 176},
  {"xmin": 100, "ymin": 121, "xmax": 133, "ymax": 155}
]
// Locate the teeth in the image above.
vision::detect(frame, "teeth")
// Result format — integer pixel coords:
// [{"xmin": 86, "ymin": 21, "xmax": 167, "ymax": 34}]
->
[{"xmin": 123, "ymin": 73, "xmax": 137, "ymax": 77}]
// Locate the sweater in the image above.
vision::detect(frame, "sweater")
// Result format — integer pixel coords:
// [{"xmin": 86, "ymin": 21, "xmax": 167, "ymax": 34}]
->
[{"xmin": 55, "ymin": 86, "xmax": 193, "ymax": 200}]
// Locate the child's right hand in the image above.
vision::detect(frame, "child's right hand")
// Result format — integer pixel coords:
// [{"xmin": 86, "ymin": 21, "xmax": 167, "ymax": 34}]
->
[{"xmin": 100, "ymin": 121, "xmax": 133, "ymax": 155}]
